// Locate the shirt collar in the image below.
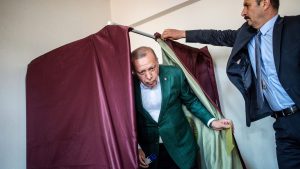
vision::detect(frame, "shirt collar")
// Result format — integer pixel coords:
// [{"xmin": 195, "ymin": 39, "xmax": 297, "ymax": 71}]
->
[
  {"xmin": 259, "ymin": 15, "xmax": 278, "ymax": 36},
  {"xmin": 140, "ymin": 77, "xmax": 160, "ymax": 89}
]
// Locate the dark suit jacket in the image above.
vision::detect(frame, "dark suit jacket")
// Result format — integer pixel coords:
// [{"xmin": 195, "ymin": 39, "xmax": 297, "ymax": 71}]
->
[
  {"xmin": 186, "ymin": 15, "xmax": 300, "ymax": 126},
  {"xmin": 134, "ymin": 65, "xmax": 214, "ymax": 169}
]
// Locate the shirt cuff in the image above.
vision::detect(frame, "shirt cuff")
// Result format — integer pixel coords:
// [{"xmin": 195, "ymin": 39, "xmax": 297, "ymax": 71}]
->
[
  {"xmin": 138, "ymin": 144, "xmax": 141, "ymax": 149},
  {"xmin": 207, "ymin": 118, "xmax": 216, "ymax": 128}
]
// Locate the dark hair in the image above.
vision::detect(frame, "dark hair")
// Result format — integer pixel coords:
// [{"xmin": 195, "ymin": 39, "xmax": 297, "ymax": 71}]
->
[
  {"xmin": 256, "ymin": 0, "xmax": 279, "ymax": 10},
  {"xmin": 131, "ymin": 46, "xmax": 157, "ymax": 61}
]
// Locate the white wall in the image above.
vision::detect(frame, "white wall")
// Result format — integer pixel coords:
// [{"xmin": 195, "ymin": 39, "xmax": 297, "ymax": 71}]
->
[
  {"xmin": 0, "ymin": 0, "xmax": 110, "ymax": 168},
  {"xmin": 111, "ymin": 0, "xmax": 300, "ymax": 169}
]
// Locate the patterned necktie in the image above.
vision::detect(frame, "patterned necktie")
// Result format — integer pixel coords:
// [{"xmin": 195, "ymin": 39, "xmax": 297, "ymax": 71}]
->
[{"xmin": 255, "ymin": 31, "xmax": 264, "ymax": 109}]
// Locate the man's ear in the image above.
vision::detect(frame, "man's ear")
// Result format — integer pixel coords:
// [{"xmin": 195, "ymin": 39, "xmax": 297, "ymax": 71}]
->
[
  {"xmin": 262, "ymin": 0, "xmax": 271, "ymax": 10},
  {"xmin": 131, "ymin": 65, "xmax": 136, "ymax": 75}
]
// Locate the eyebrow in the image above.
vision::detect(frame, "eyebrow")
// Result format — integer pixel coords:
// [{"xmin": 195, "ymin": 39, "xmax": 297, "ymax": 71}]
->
[
  {"xmin": 137, "ymin": 65, "xmax": 156, "ymax": 74},
  {"xmin": 243, "ymin": 1, "xmax": 250, "ymax": 6}
]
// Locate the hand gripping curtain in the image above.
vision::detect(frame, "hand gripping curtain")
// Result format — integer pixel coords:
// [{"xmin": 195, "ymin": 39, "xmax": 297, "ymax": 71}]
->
[
  {"xmin": 26, "ymin": 25, "xmax": 138, "ymax": 169},
  {"xmin": 157, "ymin": 38, "xmax": 244, "ymax": 169}
]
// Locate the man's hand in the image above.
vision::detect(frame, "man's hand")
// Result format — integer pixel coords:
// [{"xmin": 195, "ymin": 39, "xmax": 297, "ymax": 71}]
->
[
  {"xmin": 161, "ymin": 29, "xmax": 186, "ymax": 40},
  {"xmin": 138, "ymin": 149, "xmax": 149, "ymax": 168},
  {"xmin": 210, "ymin": 119, "xmax": 232, "ymax": 131}
]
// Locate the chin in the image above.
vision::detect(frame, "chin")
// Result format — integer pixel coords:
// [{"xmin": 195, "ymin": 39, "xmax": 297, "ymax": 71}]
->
[
  {"xmin": 148, "ymin": 84, "xmax": 155, "ymax": 88},
  {"xmin": 148, "ymin": 82, "xmax": 157, "ymax": 88}
]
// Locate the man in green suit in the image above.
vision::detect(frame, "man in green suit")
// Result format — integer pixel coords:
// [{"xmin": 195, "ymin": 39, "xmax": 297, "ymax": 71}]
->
[{"xmin": 131, "ymin": 46, "xmax": 232, "ymax": 169}]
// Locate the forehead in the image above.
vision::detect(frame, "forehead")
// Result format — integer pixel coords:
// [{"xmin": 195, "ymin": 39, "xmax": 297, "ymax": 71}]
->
[
  {"xmin": 244, "ymin": 0, "xmax": 256, "ymax": 4},
  {"xmin": 133, "ymin": 52, "xmax": 157, "ymax": 70}
]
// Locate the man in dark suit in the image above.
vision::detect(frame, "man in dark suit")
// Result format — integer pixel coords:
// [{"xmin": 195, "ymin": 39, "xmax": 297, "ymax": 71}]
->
[
  {"xmin": 162, "ymin": 0, "xmax": 300, "ymax": 168},
  {"xmin": 131, "ymin": 46, "xmax": 232, "ymax": 169}
]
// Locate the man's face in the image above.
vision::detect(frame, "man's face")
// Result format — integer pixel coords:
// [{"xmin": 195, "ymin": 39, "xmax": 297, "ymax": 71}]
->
[
  {"xmin": 241, "ymin": 0, "xmax": 265, "ymax": 29},
  {"xmin": 133, "ymin": 51, "xmax": 159, "ymax": 88}
]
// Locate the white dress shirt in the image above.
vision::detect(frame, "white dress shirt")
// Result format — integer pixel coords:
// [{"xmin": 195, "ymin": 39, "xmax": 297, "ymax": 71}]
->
[
  {"xmin": 247, "ymin": 15, "xmax": 295, "ymax": 111},
  {"xmin": 140, "ymin": 78, "xmax": 163, "ymax": 143}
]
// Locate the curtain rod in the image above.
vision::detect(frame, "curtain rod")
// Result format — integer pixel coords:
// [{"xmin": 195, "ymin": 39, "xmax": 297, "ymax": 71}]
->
[{"xmin": 107, "ymin": 21, "xmax": 155, "ymax": 39}]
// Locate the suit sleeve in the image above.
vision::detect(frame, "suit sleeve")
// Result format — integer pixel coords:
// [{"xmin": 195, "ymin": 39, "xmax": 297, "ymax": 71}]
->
[
  {"xmin": 177, "ymin": 68, "xmax": 215, "ymax": 126},
  {"xmin": 186, "ymin": 29, "xmax": 238, "ymax": 47}
]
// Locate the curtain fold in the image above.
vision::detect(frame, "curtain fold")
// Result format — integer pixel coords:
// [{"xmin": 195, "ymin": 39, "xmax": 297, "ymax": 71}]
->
[
  {"xmin": 26, "ymin": 25, "xmax": 138, "ymax": 169},
  {"xmin": 162, "ymin": 39, "xmax": 222, "ymax": 112},
  {"xmin": 157, "ymin": 38, "xmax": 244, "ymax": 169}
]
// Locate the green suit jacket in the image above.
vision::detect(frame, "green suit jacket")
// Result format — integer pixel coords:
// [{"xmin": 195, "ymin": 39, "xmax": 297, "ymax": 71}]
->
[{"xmin": 135, "ymin": 65, "xmax": 214, "ymax": 169}]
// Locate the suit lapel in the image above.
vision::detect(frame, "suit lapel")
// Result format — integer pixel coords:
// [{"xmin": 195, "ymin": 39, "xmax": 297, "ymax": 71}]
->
[
  {"xmin": 158, "ymin": 67, "xmax": 170, "ymax": 122},
  {"xmin": 273, "ymin": 16, "xmax": 283, "ymax": 73},
  {"xmin": 230, "ymin": 24, "xmax": 256, "ymax": 61}
]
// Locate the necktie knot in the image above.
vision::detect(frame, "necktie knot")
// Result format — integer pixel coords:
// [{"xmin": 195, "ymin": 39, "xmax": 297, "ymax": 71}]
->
[
  {"xmin": 257, "ymin": 31, "xmax": 262, "ymax": 36},
  {"xmin": 255, "ymin": 31, "xmax": 262, "ymax": 44}
]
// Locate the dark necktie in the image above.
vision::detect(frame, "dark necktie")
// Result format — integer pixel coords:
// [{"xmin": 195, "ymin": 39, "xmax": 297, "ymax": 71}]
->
[{"xmin": 255, "ymin": 31, "xmax": 264, "ymax": 109}]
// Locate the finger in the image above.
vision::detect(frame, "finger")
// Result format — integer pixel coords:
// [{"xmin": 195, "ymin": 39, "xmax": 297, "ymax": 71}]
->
[
  {"xmin": 161, "ymin": 30, "xmax": 168, "ymax": 36},
  {"xmin": 227, "ymin": 119, "xmax": 233, "ymax": 125},
  {"xmin": 139, "ymin": 156, "xmax": 147, "ymax": 166},
  {"xmin": 161, "ymin": 33, "xmax": 169, "ymax": 39},
  {"xmin": 222, "ymin": 119, "xmax": 232, "ymax": 126},
  {"xmin": 139, "ymin": 156, "xmax": 146, "ymax": 165},
  {"xmin": 162, "ymin": 30, "xmax": 172, "ymax": 39},
  {"xmin": 140, "ymin": 160, "xmax": 147, "ymax": 166},
  {"xmin": 139, "ymin": 157, "xmax": 148, "ymax": 168},
  {"xmin": 139, "ymin": 163, "xmax": 149, "ymax": 168},
  {"xmin": 217, "ymin": 122, "xmax": 231, "ymax": 129},
  {"xmin": 222, "ymin": 119, "xmax": 231, "ymax": 123},
  {"xmin": 222, "ymin": 123, "xmax": 232, "ymax": 129}
]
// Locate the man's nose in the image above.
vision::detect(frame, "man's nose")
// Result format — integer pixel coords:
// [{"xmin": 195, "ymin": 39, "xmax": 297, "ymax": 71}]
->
[
  {"xmin": 241, "ymin": 7, "xmax": 246, "ymax": 17},
  {"xmin": 145, "ymin": 71, "xmax": 152, "ymax": 80}
]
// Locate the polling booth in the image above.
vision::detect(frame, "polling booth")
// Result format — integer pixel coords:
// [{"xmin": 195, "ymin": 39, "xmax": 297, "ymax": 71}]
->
[{"xmin": 26, "ymin": 25, "xmax": 243, "ymax": 169}]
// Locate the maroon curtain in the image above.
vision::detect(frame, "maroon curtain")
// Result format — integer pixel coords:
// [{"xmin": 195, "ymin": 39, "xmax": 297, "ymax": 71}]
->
[
  {"xmin": 163, "ymin": 39, "xmax": 222, "ymax": 113},
  {"xmin": 26, "ymin": 25, "xmax": 138, "ymax": 169}
]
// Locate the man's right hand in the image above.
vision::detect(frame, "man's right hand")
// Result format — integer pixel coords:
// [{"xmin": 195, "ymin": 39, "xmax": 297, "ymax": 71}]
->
[
  {"xmin": 138, "ymin": 149, "xmax": 149, "ymax": 168},
  {"xmin": 161, "ymin": 29, "xmax": 186, "ymax": 40}
]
